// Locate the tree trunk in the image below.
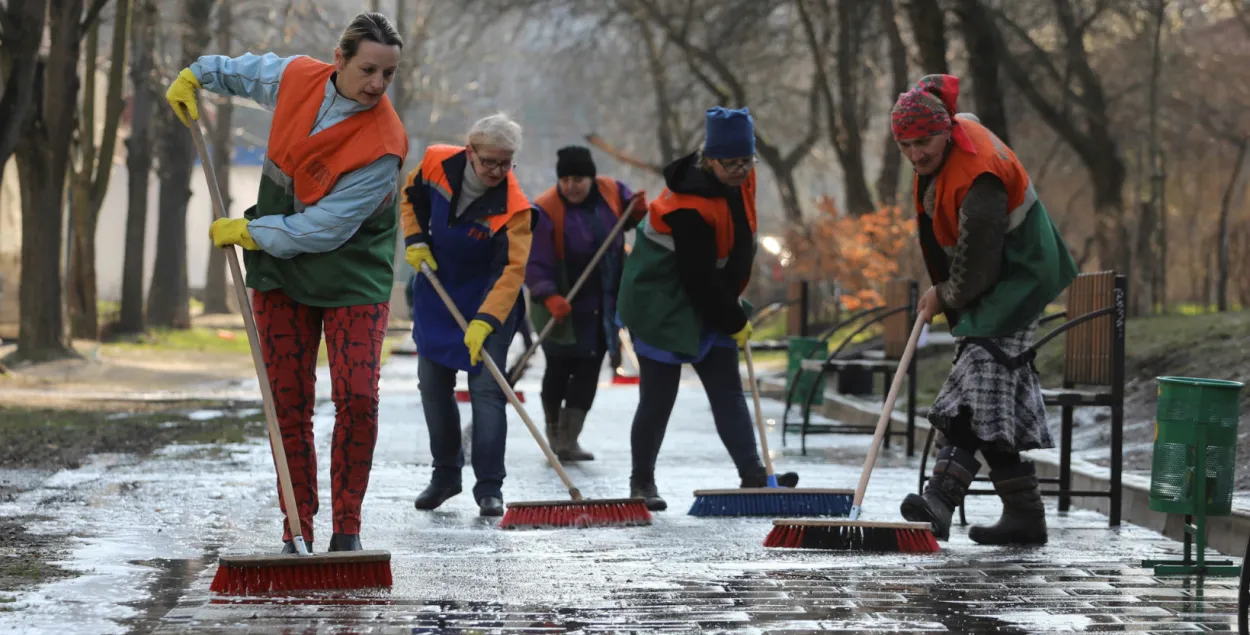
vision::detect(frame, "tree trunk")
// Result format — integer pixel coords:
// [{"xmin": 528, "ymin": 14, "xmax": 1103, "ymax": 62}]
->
[
  {"xmin": 876, "ymin": 0, "xmax": 908, "ymax": 206},
  {"xmin": 1148, "ymin": 0, "xmax": 1167, "ymax": 313},
  {"xmin": 0, "ymin": 0, "xmax": 49, "ymax": 192},
  {"xmin": 201, "ymin": 0, "xmax": 233, "ymax": 315},
  {"xmin": 147, "ymin": 0, "xmax": 213, "ymax": 329},
  {"xmin": 903, "ymin": 0, "xmax": 948, "ymax": 74},
  {"xmin": 67, "ymin": 0, "xmax": 130, "ymax": 338},
  {"xmin": 953, "ymin": 0, "xmax": 1008, "ymax": 143},
  {"xmin": 834, "ymin": 0, "xmax": 877, "ymax": 215},
  {"xmin": 119, "ymin": 0, "xmax": 157, "ymax": 334},
  {"xmin": 1217, "ymin": 139, "xmax": 1247, "ymax": 313},
  {"xmin": 15, "ymin": 0, "xmax": 84, "ymax": 362},
  {"xmin": 1132, "ymin": 201, "xmax": 1155, "ymax": 315}
]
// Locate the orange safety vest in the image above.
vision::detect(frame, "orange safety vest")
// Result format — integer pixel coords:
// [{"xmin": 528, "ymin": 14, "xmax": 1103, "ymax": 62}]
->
[
  {"xmin": 418, "ymin": 144, "xmax": 531, "ymax": 233},
  {"xmin": 648, "ymin": 170, "xmax": 757, "ymax": 292},
  {"xmin": 532, "ymin": 176, "xmax": 623, "ymax": 260},
  {"xmin": 912, "ymin": 116, "xmax": 1036, "ymax": 248},
  {"xmin": 267, "ymin": 56, "xmax": 408, "ymax": 206}
]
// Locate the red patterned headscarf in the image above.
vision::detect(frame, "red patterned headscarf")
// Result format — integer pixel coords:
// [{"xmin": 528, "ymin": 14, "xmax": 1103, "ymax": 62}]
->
[{"xmin": 891, "ymin": 74, "xmax": 975, "ymax": 153}]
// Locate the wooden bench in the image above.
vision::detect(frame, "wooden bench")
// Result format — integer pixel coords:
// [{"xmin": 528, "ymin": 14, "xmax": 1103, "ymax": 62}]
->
[
  {"xmin": 781, "ymin": 279, "xmax": 920, "ymax": 457},
  {"xmin": 916, "ymin": 270, "xmax": 1127, "ymax": 527}
]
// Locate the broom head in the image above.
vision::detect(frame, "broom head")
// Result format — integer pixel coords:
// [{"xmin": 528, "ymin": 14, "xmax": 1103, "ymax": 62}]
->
[
  {"xmin": 611, "ymin": 371, "xmax": 641, "ymax": 385},
  {"xmin": 689, "ymin": 487, "xmax": 854, "ymax": 517},
  {"xmin": 764, "ymin": 519, "xmax": 939, "ymax": 553},
  {"xmin": 500, "ymin": 497, "xmax": 652, "ymax": 529},
  {"xmin": 209, "ymin": 550, "xmax": 393, "ymax": 595}
]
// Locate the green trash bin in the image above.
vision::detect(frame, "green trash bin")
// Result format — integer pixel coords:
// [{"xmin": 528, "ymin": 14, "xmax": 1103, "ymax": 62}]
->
[
  {"xmin": 786, "ymin": 336, "xmax": 826, "ymax": 406},
  {"xmin": 1142, "ymin": 375, "xmax": 1244, "ymax": 577}
]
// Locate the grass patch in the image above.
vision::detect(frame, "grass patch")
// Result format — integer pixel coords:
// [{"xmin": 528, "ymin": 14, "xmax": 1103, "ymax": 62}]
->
[{"xmin": 101, "ymin": 327, "xmax": 254, "ymax": 356}]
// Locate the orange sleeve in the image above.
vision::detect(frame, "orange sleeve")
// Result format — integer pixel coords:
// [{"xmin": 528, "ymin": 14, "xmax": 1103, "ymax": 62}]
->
[{"xmin": 473, "ymin": 209, "xmax": 533, "ymax": 328}]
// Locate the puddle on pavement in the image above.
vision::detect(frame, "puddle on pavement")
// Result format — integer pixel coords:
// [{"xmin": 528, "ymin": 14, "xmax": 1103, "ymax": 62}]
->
[{"xmin": 120, "ymin": 550, "xmax": 218, "ymax": 634}]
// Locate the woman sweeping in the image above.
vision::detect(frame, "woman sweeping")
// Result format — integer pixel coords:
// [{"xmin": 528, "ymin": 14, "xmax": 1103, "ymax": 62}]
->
[
  {"xmin": 528, "ymin": 146, "xmax": 647, "ymax": 462},
  {"xmin": 165, "ymin": 12, "xmax": 409, "ymax": 553},
  {"xmin": 891, "ymin": 75, "xmax": 1077, "ymax": 546},
  {"xmin": 402, "ymin": 114, "xmax": 533, "ymax": 518},
  {"xmin": 617, "ymin": 107, "xmax": 798, "ymax": 511}
]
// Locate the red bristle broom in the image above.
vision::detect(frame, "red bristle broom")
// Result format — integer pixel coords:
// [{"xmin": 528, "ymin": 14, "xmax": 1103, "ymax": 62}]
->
[
  {"xmin": 418, "ymin": 263, "xmax": 651, "ymax": 530},
  {"xmin": 184, "ymin": 109, "xmax": 392, "ymax": 594},
  {"xmin": 610, "ymin": 329, "xmax": 642, "ymax": 385},
  {"xmin": 505, "ymin": 196, "xmax": 643, "ymax": 387},
  {"xmin": 764, "ymin": 313, "xmax": 939, "ymax": 553}
]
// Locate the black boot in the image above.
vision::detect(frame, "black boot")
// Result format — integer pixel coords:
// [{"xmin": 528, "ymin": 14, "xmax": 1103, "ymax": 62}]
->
[
  {"xmin": 327, "ymin": 533, "xmax": 362, "ymax": 552},
  {"xmin": 968, "ymin": 461, "xmax": 1048, "ymax": 546},
  {"xmin": 542, "ymin": 400, "xmax": 563, "ymax": 457},
  {"xmin": 414, "ymin": 481, "xmax": 463, "ymax": 510},
  {"xmin": 629, "ymin": 474, "xmax": 667, "ymax": 511},
  {"xmin": 900, "ymin": 446, "xmax": 980, "ymax": 541},
  {"xmin": 557, "ymin": 408, "xmax": 594, "ymax": 462},
  {"xmin": 281, "ymin": 539, "xmax": 311, "ymax": 554},
  {"xmin": 738, "ymin": 464, "xmax": 799, "ymax": 488}
]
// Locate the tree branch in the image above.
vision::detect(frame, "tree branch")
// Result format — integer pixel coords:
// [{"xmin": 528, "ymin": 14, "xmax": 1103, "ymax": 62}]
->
[
  {"xmin": 584, "ymin": 133, "xmax": 664, "ymax": 174},
  {"xmin": 81, "ymin": 0, "xmax": 112, "ymax": 35},
  {"xmin": 0, "ymin": 7, "xmax": 17, "ymax": 44}
]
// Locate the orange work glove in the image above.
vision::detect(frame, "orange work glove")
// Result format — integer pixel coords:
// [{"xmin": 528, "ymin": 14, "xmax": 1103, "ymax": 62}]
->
[{"xmin": 544, "ymin": 295, "xmax": 572, "ymax": 322}]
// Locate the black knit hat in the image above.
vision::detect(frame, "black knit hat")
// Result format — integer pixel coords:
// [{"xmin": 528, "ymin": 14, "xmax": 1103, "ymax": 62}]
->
[{"xmin": 556, "ymin": 145, "xmax": 596, "ymax": 178}]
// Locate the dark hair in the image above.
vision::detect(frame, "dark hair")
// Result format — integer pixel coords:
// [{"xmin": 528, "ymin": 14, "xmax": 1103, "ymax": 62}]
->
[{"xmin": 339, "ymin": 12, "xmax": 403, "ymax": 60}]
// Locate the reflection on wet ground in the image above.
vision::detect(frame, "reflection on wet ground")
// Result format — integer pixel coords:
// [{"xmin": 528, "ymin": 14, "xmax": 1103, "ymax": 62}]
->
[{"xmin": 3, "ymin": 353, "xmax": 1244, "ymax": 633}]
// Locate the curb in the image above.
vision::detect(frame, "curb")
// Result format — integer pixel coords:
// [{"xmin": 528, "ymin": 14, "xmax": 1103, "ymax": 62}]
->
[{"xmin": 760, "ymin": 378, "xmax": 1250, "ymax": 558}]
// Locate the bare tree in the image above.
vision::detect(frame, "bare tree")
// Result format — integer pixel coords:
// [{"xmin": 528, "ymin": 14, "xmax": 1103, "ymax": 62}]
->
[
  {"xmin": 68, "ymin": 0, "xmax": 133, "ymax": 339},
  {"xmin": 952, "ymin": 0, "xmax": 1008, "ymax": 143},
  {"xmin": 990, "ymin": 0, "xmax": 1129, "ymax": 276},
  {"xmin": 14, "ymin": 0, "xmax": 92, "ymax": 361},
  {"xmin": 876, "ymin": 0, "xmax": 909, "ymax": 205},
  {"xmin": 201, "ymin": 0, "xmax": 233, "ymax": 315},
  {"xmin": 0, "ymin": 0, "xmax": 49, "ymax": 194},
  {"xmin": 903, "ymin": 0, "xmax": 948, "ymax": 73},
  {"xmin": 147, "ymin": 0, "xmax": 213, "ymax": 329},
  {"xmin": 118, "ymin": 0, "xmax": 157, "ymax": 334}
]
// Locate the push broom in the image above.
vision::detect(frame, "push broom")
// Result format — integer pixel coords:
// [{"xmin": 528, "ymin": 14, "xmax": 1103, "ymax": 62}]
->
[
  {"xmin": 418, "ymin": 263, "xmax": 651, "ymax": 530},
  {"xmin": 183, "ymin": 110, "xmax": 392, "ymax": 594},
  {"xmin": 688, "ymin": 343, "xmax": 854, "ymax": 517},
  {"xmin": 764, "ymin": 314, "xmax": 938, "ymax": 553},
  {"xmin": 506, "ymin": 196, "xmax": 642, "ymax": 386}
]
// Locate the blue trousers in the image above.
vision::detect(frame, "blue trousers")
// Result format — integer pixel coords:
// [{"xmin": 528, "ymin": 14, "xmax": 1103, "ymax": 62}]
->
[{"xmin": 417, "ymin": 312, "xmax": 517, "ymax": 502}]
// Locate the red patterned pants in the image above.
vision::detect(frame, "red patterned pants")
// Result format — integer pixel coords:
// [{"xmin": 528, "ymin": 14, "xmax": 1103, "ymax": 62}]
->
[{"xmin": 252, "ymin": 288, "xmax": 389, "ymax": 543}]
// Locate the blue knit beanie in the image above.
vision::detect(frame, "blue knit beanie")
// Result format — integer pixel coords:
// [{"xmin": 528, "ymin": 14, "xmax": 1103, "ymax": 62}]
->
[{"xmin": 703, "ymin": 106, "xmax": 755, "ymax": 159}]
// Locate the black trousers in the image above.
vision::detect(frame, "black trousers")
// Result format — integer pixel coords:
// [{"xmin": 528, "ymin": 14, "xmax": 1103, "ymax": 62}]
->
[
  {"xmin": 941, "ymin": 407, "xmax": 1023, "ymax": 471},
  {"xmin": 541, "ymin": 350, "xmax": 606, "ymax": 412}
]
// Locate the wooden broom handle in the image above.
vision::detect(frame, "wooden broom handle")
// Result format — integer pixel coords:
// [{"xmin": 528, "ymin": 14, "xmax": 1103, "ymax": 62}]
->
[
  {"xmin": 186, "ymin": 110, "xmax": 307, "ymax": 551},
  {"xmin": 742, "ymin": 344, "xmax": 777, "ymax": 478},
  {"xmin": 419, "ymin": 263, "xmax": 584, "ymax": 501},
  {"xmin": 852, "ymin": 313, "xmax": 927, "ymax": 510},
  {"xmin": 508, "ymin": 196, "xmax": 641, "ymax": 384}
]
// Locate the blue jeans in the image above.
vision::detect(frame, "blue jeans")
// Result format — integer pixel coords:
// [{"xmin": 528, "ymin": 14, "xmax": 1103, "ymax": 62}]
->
[{"xmin": 417, "ymin": 312, "xmax": 517, "ymax": 502}]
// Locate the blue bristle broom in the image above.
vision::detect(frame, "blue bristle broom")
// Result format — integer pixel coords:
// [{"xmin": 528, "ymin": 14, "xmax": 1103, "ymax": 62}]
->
[{"xmin": 689, "ymin": 345, "xmax": 854, "ymax": 517}]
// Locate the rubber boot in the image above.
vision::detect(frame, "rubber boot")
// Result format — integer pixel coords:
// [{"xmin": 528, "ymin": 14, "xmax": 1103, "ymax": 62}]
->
[
  {"xmin": 968, "ymin": 461, "xmax": 1048, "ymax": 546},
  {"xmin": 327, "ymin": 533, "xmax": 362, "ymax": 552},
  {"xmin": 557, "ymin": 408, "xmax": 594, "ymax": 462},
  {"xmin": 900, "ymin": 445, "xmax": 980, "ymax": 541},
  {"xmin": 281, "ymin": 539, "xmax": 311, "ymax": 554},
  {"xmin": 542, "ymin": 399, "xmax": 563, "ymax": 456},
  {"xmin": 629, "ymin": 474, "xmax": 667, "ymax": 511},
  {"xmin": 738, "ymin": 464, "xmax": 799, "ymax": 488}
]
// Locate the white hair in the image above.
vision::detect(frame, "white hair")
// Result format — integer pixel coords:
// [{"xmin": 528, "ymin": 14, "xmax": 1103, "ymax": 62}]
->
[{"xmin": 466, "ymin": 113, "xmax": 523, "ymax": 154}]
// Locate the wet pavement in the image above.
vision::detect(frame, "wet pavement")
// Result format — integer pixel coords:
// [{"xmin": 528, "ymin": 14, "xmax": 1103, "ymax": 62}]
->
[{"xmin": 0, "ymin": 345, "xmax": 1244, "ymax": 633}]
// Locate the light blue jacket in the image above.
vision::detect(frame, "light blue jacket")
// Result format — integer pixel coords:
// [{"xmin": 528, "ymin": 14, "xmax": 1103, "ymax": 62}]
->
[{"xmin": 190, "ymin": 53, "xmax": 401, "ymax": 259}]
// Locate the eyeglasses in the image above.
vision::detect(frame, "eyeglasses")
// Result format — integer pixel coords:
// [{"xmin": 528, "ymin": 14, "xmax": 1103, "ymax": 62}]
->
[
  {"xmin": 717, "ymin": 156, "xmax": 757, "ymax": 174},
  {"xmin": 471, "ymin": 144, "xmax": 515, "ymax": 174}
]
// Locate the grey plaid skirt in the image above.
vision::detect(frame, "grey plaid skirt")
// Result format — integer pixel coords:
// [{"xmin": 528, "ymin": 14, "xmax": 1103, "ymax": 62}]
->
[{"xmin": 928, "ymin": 323, "xmax": 1054, "ymax": 452}]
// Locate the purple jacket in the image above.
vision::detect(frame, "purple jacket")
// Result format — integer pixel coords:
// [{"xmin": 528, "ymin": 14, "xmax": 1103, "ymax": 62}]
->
[{"xmin": 528, "ymin": 180, "xmax": 637, "ymax": 356}]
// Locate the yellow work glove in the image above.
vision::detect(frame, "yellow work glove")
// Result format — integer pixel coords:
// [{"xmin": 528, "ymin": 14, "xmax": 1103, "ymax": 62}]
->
[
  {"xmin": 464, "ymin": 319, "xmax": 494, "ymax": 366},
  {"xmin": 406, "ymin": 244, "xmax": 438, "ymax": 271},
  {"xmin": 209, "ymin": 217, "xmax": 259, "ymax": 250},
  {"xmin": 731, "ymin": 321, "xmax": 753, "ymax": 349},
  {"xmin": 166, "ymin": 68, "xmax": 202, "ymax": 127}
]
